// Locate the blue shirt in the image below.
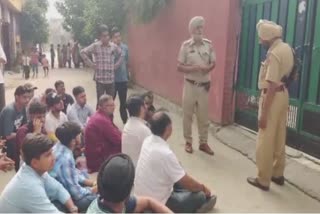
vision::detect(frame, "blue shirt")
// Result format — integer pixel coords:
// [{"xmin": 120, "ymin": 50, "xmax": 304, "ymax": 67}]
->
[
  {"xmin": 50, "ymin": 143, "xmax": 94, "ymax": 201},
  {"xmin": 67, "ymin": 103, "xmax": 94, "ymax": 129},
  {"xmin": 114, "ymin": 43, "xmax": 129, "ymax": 83},
  {"xmin": 0, "ymin": 163, "xmax": 70, "ymax": 213}
]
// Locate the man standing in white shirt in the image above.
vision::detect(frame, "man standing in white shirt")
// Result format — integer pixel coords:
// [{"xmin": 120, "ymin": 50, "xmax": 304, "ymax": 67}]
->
[
  {"xmin": 122, "ymin": 95, "xmax": 151, "ymax": 166},
  {"xmin": 135, "ymin": 111, "xmax": 217, "ymax": 213},
  {"xmin": 0, "ymin": 43, "xmax": 7, "ymax": 112}
]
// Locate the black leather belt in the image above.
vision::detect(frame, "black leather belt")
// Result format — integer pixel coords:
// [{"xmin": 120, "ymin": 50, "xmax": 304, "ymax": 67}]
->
[
  {"xmin": 186, "ymin": 79, "xmax": 210, "ymax": 87},
  {"xmin": 263, "ymin": 85, "xmax": 285, "ymax": 94}
]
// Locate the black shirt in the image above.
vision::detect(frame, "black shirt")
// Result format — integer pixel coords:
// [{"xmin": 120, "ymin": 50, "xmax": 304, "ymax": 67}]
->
[{"xmin": 62, "ymin": 94, "xmax": 74, "ymax": 114}]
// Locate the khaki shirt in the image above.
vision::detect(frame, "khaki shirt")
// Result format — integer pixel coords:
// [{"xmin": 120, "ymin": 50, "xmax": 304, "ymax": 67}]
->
[
  {"xmin": 178, "ymin": 38, "xmax": 216, "ymax": 82},
  {"xmin": 258, "ymin": 39, "xmax": 294, "ymax": 89}
]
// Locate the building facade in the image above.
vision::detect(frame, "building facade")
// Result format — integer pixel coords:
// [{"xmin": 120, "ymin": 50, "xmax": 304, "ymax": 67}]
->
[
  {"xmin": 0, "ymin": 0, "xmax": 22, "ymax": 70},
  {"xmin": 127, "ymin": 0, "xmax": 241, "ymax": 125}
]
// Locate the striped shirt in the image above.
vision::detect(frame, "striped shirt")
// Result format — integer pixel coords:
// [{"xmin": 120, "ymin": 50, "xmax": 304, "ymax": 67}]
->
[
  {"xmin": 81, "ymin": 41, "xmax": 123, "ymax": 84},
  {"xmin": 50, "ymin": 142, "xmax": 94, "ymax": 201}
]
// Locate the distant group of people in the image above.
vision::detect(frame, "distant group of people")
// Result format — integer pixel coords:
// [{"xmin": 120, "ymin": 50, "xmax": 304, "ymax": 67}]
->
[
  {"xmin": 51, "ymin": 42, "xmax": 82, "ymax": 70},
  {"xmin": 17, "ymin": 41, "xmax": 83, "ymax": 80},
  {"xmin": 20, "ymin": 47, "xmax": 50, "ymax": 79}
]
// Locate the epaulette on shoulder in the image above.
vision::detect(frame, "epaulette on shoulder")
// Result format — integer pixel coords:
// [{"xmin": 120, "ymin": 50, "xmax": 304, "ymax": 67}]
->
[
  {"xmin": 182, "ymin": 39, "xmax": 192, "ymax": 46},
  {"xmin": 203, "ymin": 38, "xmax": 212, "ymax": 44}
]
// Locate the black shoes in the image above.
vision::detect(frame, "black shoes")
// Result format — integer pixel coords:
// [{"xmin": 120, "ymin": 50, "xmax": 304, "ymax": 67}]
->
[
  {"xmin": 247, "ymin": 177, "xmax": 270, "ymax": 191},
  {"xmin": 271, "ymin": 176, "xmax": 285, "ymax": 186}
]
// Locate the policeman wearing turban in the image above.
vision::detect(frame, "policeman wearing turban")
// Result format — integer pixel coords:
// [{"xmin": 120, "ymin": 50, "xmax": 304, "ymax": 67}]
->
[
  {"xmin": 177, "ymin": 16, "xmax": 216, "ymax": 155},
  {"xmin": 247, "ymin": 20, "xmax": 294, "ymax": 191}
]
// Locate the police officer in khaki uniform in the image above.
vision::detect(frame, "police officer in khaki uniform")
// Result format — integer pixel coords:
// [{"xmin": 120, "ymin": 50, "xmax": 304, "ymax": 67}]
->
[
  {"xmin": 177, "ymin": 16, "xmax": 216, "ymax": 155},
  {"xmin": 247, "ymin": 20, "xmax": 294, "ymax": 191}
]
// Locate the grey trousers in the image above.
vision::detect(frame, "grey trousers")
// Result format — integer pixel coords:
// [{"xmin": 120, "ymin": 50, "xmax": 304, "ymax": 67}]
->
[
  {"xmin": 96, "ymin": 82, "xmax": 115, "ymax": 106},
  {"xmin": 166, "ymin": 185, "xmax": 207, "ymax": 213},
  {"xmin": 0, "ymin": 83, "xmax": 5, "ymax": 112},
  {"xmin": 74, "ymin": 194, "xmax": 97, "ymax": 212}
]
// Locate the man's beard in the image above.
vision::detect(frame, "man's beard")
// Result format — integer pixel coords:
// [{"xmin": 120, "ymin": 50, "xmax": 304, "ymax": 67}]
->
[
  {"xmin": 261, "ymin": 43, "xmax": 270, "ymax": 50},
  {"xmin": 192, "ymin": 34, "xmax": 203, "ymax": 42}
]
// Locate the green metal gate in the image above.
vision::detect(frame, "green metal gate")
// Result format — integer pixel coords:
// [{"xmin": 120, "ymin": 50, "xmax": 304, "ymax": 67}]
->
[{"xmin": 235, "ymin": 0, "xmax": 320, "ymax": 158}]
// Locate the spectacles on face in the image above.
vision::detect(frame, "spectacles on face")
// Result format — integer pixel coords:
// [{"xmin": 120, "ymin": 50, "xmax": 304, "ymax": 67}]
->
[
  {"xmin": 101, "ymin": 102, "xmax": 115, "ymax": 108},
  {"xmin": 104, "ymin": 104, "xmax": 115, "ymax": 107}
]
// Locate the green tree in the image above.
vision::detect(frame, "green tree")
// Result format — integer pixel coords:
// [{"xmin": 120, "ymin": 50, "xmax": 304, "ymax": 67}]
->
[
  {"xmin": 132, "ymin": 0, "xmax": 170, "ymax": 23},
  {"xmin": 83, "ymin": 0, "xmax": 128, "ymax": 35},
  {"xmin": 55, "ymin": 0, "xmax": 90, "ymax": 45},
  {"xmin": 21, "ymin": 0, "xmax": 49, "ymax": 44},
  {"xmin": 56, "ymin": 0, "xmax": 170, "ymax": 46}
]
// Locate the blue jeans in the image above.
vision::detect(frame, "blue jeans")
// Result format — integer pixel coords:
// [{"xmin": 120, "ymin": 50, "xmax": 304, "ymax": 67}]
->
[
  {"xmin": 166, "ymin": 184, "xmax": 207, "ymax": 213},
  {"xmin": 52, "ymin": 193, "xmax": 96, "ymax": 212},
  {"xmin": 74, "ymin": 193, "xmax": 97, "ymax": 212},
  {"xmin": 31, "ymin": 64, "xmax": 38, "ymax": 77},
  {"xmin": 52, "ymin": 200, "xmax": 68, "ymax": 212}
]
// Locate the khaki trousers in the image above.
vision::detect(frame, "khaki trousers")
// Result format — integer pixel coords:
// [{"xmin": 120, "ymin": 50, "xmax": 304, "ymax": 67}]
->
[
  {"xmin": 256, "ymin": 89, "xmax": 289, "ymax": 186},
  {"xmin": 182, "ymin": 81, "xmax": 209, "ymax": 145}
]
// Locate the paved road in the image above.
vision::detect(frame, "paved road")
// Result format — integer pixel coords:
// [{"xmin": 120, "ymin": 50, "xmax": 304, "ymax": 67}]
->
[{"xmin": 1, "ymin": 68, "xmax": 320, "ymax": 212}]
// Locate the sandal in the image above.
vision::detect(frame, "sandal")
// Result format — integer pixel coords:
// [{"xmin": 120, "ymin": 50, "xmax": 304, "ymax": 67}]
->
[{"xmin": 185, "ymin": 143, "xmax": 193, "ymax": 154}]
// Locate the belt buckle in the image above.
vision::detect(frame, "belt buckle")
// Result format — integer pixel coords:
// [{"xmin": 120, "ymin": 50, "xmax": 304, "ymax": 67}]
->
[{"xmin": 194, "ymin": 81, "xmax": 201, "ymax": 87}]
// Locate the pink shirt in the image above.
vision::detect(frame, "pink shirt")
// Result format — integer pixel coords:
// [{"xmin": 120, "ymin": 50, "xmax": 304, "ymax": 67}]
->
[
  {"xmin": 41, "ymin": 58, "xmax": 49, "ymax": 67},
  {"xmin": 30, "ymin": 52, "xmax": 39, "ymax": 65}
]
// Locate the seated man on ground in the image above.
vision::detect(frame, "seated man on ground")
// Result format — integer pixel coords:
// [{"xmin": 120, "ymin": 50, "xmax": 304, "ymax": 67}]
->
[
  {"xmin": 0, "ymin": 133, "xmax": 78, "ymax": 213},
  {"xmin": 16, "ymin": 102, "xmax": 47, "ymax": 169},
  {"xmin": 85, "ymin": 95, "xmax": 121, "ymax": 173},
  {"xmin": 142, "ymin": 91, "xmax": 156, "ymax": 122},
  {"xmin": 134, "ymin": 111, "xmax": 217, "ymax": 213},
  {"xmin": 122, "ymin": 95, "xmax": 151, "ymax": 166},
  {"xmin": 67, "ymin": 86, "xmax": 94, "ymax": 157},
  {"xmin": 27, "ymin": 88, "xmax": 56, "ymax": 118},
  {"xmin": 55, "ymin": 80, "xmax": 74, "ymax": 114},
  {"xmin": 45, "ymin": 92, "xmax": 68, "ymax": 143},
  {"xmin": 67, "ymin": 86, "xmax": 94, "ymax": 130},
  {"xmin": 87, "ymin": 153, "xmax": 173, "ymax": 213},
  {"xmin": 67, "ymin": 86, "xmax": 94, "ymax": 158},
  {"xmin": 50, "ymin": 122, "xmax": 97, "ymax": 212},
  {"xmin": 0, "ymin": 85, "xmax": 29, "ymax": 171}
]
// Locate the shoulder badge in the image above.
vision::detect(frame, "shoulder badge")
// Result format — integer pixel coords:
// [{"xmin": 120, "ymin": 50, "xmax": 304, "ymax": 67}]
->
[
  {"xmin": 203, "ymin": 38, "xmax": 212, "ymax": 44},
  {"xmin": 182, "ymin": 39, "xmax": 192, "ymax": 47}
]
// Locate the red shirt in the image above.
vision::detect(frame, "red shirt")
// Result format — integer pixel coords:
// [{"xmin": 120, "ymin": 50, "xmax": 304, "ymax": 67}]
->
[
  {"xmin": 30, "ymin": 52, "xmax": 39, "ymax": 65},
  {"xmin": 16, "ymin": 123, "xmax": 46, "ymax": 166},
  {"xmin": 84, "ymin": 111, "xmax": 121, "ymax": 173}
]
